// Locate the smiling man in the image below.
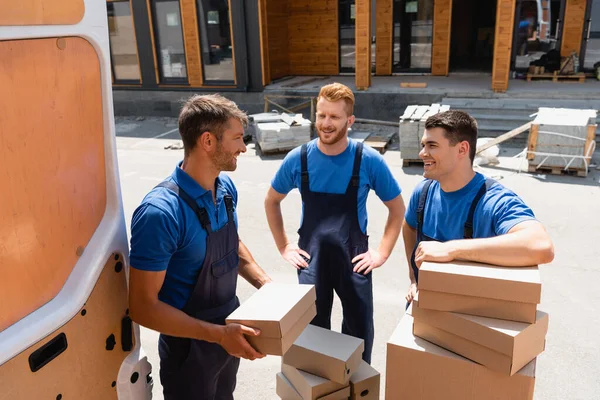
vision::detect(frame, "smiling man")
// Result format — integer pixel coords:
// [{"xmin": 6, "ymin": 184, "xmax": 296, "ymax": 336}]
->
[
  {"xmin": 264, "ymin": 83, "xmax": 405, "ymax": 363},
  {"xmin": 128, "ymin": 94, "xmax": 271, "ymax": 400},
  {"xmin": 403, "ymin": 110, "xmax": 554, "ymax": 304}
]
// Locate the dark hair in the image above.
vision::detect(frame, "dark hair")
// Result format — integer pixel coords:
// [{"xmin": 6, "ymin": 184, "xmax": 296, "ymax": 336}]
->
[
  {"xmin": 178, "ymin": 94, "xmax": 248, "ymax": 156},
  {"xmin": 425, "ymin": 110, "xmax": 478, "ymax": 163}
]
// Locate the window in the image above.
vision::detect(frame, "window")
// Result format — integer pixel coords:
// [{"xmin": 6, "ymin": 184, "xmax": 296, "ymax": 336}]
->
[
  {"xmin": 197, "ymin": 0, "xmax": 235, "ymax": 83},
  {"xmin": 107, "ymin": 1, "xmax": 141, "ymax": 82},
  {"xmin": 392, "ymin": 0, "xmax": 433, "ymax": 72},
  {"xmin": 582, "ymin": 0, "xmax": 600, "ymax": 70},
  {"xmin": 151, "ymin": 0, "xmax": 188, "ymax": 82},
  {"xmin": 339, "ymin": 0, "xmax": 356, "ymax": 73}
]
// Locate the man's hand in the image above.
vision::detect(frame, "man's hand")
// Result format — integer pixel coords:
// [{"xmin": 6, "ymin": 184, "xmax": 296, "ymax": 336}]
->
[
  {"xmin": 405, "ymin": 283, "xmax": 418, "ymax": 303},
  {"xmin": 218, "ymin": 323, "xmax": 265, "ymax": 361},
  {"xmin": 280, "ymin": 243, "xmax": 310, "ymax": 269},
  {"xmin": 414, "ymin": 241, "xmax": 456, "ymax": 268},
  {"xmin": 352, "ymin": 249, "xmax": 387, "ymax": 275}
]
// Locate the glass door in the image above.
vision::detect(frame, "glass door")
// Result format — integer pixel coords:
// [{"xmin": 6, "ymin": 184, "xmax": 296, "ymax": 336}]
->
[
  {"xmin": 197, "ymin": 0, "xmax": 235, "ymax": 83},
  {"xmin": 580, "ymin": 0, "xmax": 600, "ymax": 71},
  {"xmin": 150, "ymin": 0, "xmax": 188, "ymax": 83},
  {"xmin": 339, "ymin": 0, "xmax": 356, "ymax": 73},
  {"xmin": 512, "ymin": 0, "xmax": 566, "ymax": 71},
  {"xmin": 392, "ymin": 0, "xmax": 433, "ymax": 73}
]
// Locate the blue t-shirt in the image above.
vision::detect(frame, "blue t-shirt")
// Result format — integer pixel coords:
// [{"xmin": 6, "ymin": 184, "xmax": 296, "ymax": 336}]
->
[
  {"xmin": 405, "ymin": 173, "xmax": 536, "ymax": 240},
  {"xmin": 271, "ymin": 138, "xmax": 402, "ymax": 233},
  {"xmin": 129, "ymin": 162, "xmax": 239, "ymax": 309}
]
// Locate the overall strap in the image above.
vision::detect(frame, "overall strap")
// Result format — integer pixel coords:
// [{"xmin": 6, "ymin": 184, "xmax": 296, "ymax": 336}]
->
[
  {"xmin": 300, "ymin": 144, "xmax": 309, "ymax": 193},
  {"xmin": 156, "ymin": 181, "xmax": 212, "ymax": 233},
  {"xmin": 416, "ymin": 180, "xmax": 434, "ymax": 241},
  {"xmin": 464, "ymin": 178, "xmax": 495, "ymax": 239},
  {"xmin": 349, "ymin": 142, "xmax": 364, "ymax": 188},
  {"xmin": 224, "ymin": 194, "xmax": 235, "ymax": 222}
]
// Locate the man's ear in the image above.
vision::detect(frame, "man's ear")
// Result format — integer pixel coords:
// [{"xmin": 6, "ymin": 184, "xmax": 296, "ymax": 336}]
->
[
  {"xmin": 197, "ymin": 131, "xmax": 213, "ymax": 151},
  {"xmin": 348, "ymin": 115, "xmax": 356, "ymax": 127},
  {"xmin": 458, "ymin": 140, "xmax": 470, "ymax": 159}
]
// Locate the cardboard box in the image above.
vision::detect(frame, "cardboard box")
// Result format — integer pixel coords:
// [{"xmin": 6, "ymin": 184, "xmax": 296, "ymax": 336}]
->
[
  {"xmin": 226, "ymin": 283, "xmax": 316, "ymax": 355},
  {"xmin": 281, "ymin": 363, "xmax": 346, "ymax": 400},
  {"xmin": 386, "ymin": 314, "xmax": 536, "ymax": 400},
  {"xmin": 247, "ymin": 304, "xmax": 317, "ymax": 355},
  {"xmin": 283, "ymin": 324, "xmax": 365, "ymax": 384},
  {"xmin": 413, "ymin": 298, "xmax": 548, "ymax": 375},
  {"xmin": 318, "ymin": 386, "xmax": 351, "ymax": 400},
  {"xmin": 277, "ymin": 372, "xmax": 303, "ymax": 400},
  {"xmin": 419, "ymin": 261, "xmax": 541, "ymax": 323},
  {"xmin": 349, "ymin": 361, "xmax": 380, "ymax": 400}
]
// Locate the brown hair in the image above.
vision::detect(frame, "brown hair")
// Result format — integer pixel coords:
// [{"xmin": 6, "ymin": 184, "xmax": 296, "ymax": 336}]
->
[
  {"xmin": 425, "ymin": 110, "xmax": 478, "ymax": 163},
  {"xmin": 178, "ymin": 94, "xmax": 248, "ymax": 156},
  {"xmin": 317, "ymin": 82, "xmax": 355, "ymax": 115}
]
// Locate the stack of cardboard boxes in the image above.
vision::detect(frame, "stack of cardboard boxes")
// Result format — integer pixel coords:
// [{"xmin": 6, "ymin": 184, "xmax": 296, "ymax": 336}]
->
[
  {"xmin": 386, "ymin": 261, "xmax": 549, "ymax": 399},
  {"xmin": 226, "ymin": 283, "xmax": 381, "ymax": 400},
  {"xmin": 278, "ymin": 324, "xmax": 380, "ymax": 400}
]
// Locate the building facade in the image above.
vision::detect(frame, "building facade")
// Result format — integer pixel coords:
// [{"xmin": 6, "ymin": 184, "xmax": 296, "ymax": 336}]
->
[{"xmin": 108, "ymin": 0, "xmax": 600, "ymax": 93}]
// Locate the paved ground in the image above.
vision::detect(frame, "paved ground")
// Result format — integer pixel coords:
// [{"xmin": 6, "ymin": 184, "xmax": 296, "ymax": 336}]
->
[{"xmin": 116, "ymin": 117, "xmax": 600, "ymax": 400}]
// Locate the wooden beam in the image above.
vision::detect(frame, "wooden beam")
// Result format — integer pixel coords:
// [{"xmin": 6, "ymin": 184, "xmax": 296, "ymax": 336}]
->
[
  {"xmin": 561, "ymin": 0, "xmax": 587, "ymax": 57},
  {"xmin": 491, "ymin": 0, "xmax": 517, "ymax": 93},
  {"xmin": 258, "ymin": 0, "xmax": 271, "ymax": 85},
  {"xmin": 375, "ymin": 0, "xmax": 393, "ymax": 75},
  {"xmin": 476, "ymin": 122, "xmax": 532, "ymax": 154},
  {"xmin": 180, "ymin": 0, "xmax": 203, "ymax": 86},
  {"xmin": 432, "ymin": 0, "xmax": 452, "ymax": 76},
  {"xmin": 355, "ymin": 0, "xmax": 372, "ymax": 90}
]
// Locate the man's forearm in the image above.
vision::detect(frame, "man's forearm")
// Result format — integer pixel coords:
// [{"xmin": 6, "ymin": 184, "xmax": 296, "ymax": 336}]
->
[
  {"xmin": 264, "ymin": 200, "xmax": 290, "ymax": 252},
  {"xmin": 377, "ymin": 210, "xmax": 403, "ymax": 260},
  {"xmin": 130, "ymin": 299, "xmax": 223, "ymax": 343},
  {"xmin": 238, "ymin": 240, "xmax": 271, "ymax": 289},
  {"xmin": 449, "ymin": 227, "xmax": 554, "ymax": 266}
]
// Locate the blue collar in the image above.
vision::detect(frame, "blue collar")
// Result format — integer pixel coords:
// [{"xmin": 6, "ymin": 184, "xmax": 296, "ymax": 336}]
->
[{"xmin": 171, "ymin": 161, "xmax": 226, "ymax": 201}]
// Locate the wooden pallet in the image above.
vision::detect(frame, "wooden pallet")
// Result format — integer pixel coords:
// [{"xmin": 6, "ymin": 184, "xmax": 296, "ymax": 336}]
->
[
  {"xmin": 528, "ymin": 164, "xmax": 587, "ymax": 177},
  {"xmin": 526, "ymin": 72, "xmax": 585, "ymax": 83},
  {"xmin": 364, "ymin": 133, "xmax": 394, "ymax": 154},
  {"xmin": 402, "ymin": 159, "xmax": 423, "ymax": 167}
]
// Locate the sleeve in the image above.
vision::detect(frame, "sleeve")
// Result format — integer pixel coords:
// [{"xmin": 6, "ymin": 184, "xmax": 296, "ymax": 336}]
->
[
  {"xmin": 129, "ymin": 203, "xmax": 179, "ymax": 271},
  {"xmin": 368, "ymin": 151, "xmax": 402, "ymax": 202},
  {"xmin": 491, "ymin": 191, "xmax": 537, "ymax": 235},
  {"xmin": 404, "ymin": 180, "xmax": 427, "ymax": 229},
  {"xmin": 271, "ymin": 148, "xmax": 300, "ymax": 195}
]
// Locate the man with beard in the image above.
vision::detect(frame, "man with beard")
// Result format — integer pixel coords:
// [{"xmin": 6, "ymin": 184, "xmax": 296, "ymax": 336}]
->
[
  {"xmin": 128, "ymin": 94, "xmax": 271, "ymax": 400},
  {"xmin": 264, "ymin": 83, "xmax": 405, "ymax": 363},
  {"xmin": 403, "ymin": 110, "xmax": 554, "ymax": 305}
]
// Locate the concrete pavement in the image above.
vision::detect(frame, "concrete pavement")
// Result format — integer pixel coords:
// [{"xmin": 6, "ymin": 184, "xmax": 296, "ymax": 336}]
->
[{"xmin": 116, "ymin": 117, "xmax": 600, "ymax": 400}]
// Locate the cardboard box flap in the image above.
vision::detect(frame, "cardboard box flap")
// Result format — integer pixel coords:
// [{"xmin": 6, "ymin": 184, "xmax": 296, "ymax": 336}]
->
[
  {"xmin": 350, "ymin": 361, "xmax": 380, "ymax": 398},
  {"xmin": 413, "ymin": 299, "xmax": 548, "ymax": 357},
  {"xmin": 389, "ymin": 314, "xmax": 536, "ymax": 378},
  {"xmin": 419, "ymin": 261, "xmax": 541, "ymax": 304},
  {"xmin": 283, "ymin": 325, "xmax": 364, "ymax": 384},
  {"xmin": 281, "ymin": 363, "xmax": 345, "ymax": 399},
  {"xmin": 317, "ymin": 386, "xmax": 351, "ymax": 400},
  {"xmin": 276, "ymin": 372, "xmax": 303, "ymax": 400},
  {"xmin": 226, "ymin": 283, "xmax": 316, "ymax": 338}
]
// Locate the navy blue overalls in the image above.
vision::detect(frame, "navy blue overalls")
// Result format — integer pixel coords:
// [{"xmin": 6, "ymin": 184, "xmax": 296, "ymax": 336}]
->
[
  {"xmin": 156, "ymin": 181, "xmax": 241, "ymax": 400},
  {"xmin": 297, "ymin": 142, "xmax": 374, "ymax": 363},
  {"xmin": 410, "ymin": 178, "xmax": 495, "ymax": 284}
]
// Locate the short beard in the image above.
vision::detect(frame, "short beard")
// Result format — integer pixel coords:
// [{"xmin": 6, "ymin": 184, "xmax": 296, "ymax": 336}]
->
[
  {"xmin": 317, "ymin": 121, "xmax": 348, "ymax": 145},
  {"xmin": 210, "ymin": 140, "xmax": 237, "ymax": 172}
]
